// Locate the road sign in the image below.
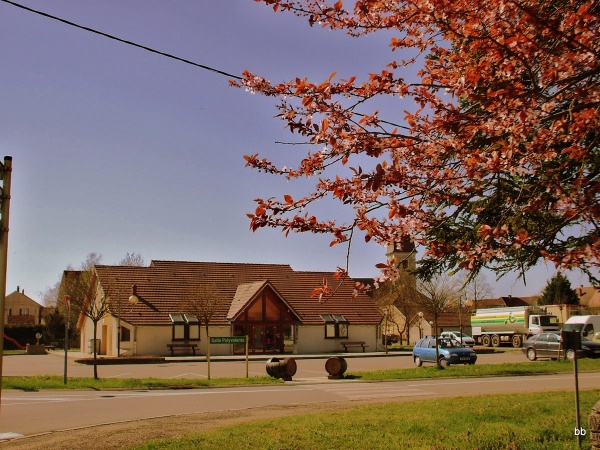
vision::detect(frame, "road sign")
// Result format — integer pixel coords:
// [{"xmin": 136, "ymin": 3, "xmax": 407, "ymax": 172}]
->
[
  {"xmin": 207, "ymin": 335, "xmax": 249, "ymax": 379},
  {"xmin": 210, "ymin": 336, "xmax": 247, "ymax": 344}
]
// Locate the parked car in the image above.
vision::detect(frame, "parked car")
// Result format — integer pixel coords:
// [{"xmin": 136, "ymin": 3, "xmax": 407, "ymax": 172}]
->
[
  {"xmin": 579, "ymin": 339, "xmax": 600, "ymax": 358},
  {"xmin": 523, "ymin": 333, "xmax": 600, "ymax": 361},
  {"xmin": 522, "ymin": 333, "xmax": 573, "ymax": 361},
  {"xmin": 439, "ymin": 331, "xmax": 476, "ymax": 347},
  {"xmin": 412, "ymin": 337, "xmax": 477, "ymax": 367}
]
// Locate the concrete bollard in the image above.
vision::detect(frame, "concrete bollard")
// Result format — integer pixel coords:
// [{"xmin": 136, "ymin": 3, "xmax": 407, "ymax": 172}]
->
[{"xmin": 26, "ymin": 344, "xmax": 47, "ymax": 355}]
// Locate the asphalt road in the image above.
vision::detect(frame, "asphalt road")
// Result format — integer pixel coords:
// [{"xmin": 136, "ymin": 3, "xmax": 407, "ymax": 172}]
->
[{"xmin": 1, "ymin": 372, "xmax": 599, "ymax": 437}]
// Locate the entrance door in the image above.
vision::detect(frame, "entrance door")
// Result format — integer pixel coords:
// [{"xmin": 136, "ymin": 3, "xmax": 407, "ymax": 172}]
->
[
  {"xmin": 264, "ymin": 326, "xmax": 276, "ymax": 353},
  {"xmin": 253, "ymin": 326, "xmax": 264, "ymax": 352}
]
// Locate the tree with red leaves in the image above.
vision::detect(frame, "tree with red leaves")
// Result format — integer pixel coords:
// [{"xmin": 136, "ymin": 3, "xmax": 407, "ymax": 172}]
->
[{"xmin": 232, "ymin": 0, "xmax": 600, "ymax": 283}]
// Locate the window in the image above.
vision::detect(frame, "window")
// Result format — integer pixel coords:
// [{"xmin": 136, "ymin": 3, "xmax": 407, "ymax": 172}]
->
[
  {"xmin": 185, "ymin": 314, "xmax": 200, "ymax": 340},
  {"xmin": 169, "ymin": 314, "xmax": 186, "ymax": 340},
  {"xmin": 120, "ymin": 326, "xmax": 131, "ymax": 342},
  {"xmin": 169, "ymin": 313, "xmax": 201, "ymax": 341},
  {"xmin": 321, "ymin": 314, "xmax": 349, "ymax": 339}
]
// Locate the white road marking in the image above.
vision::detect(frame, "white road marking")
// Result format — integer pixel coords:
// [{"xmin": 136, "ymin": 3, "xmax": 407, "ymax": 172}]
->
[{"xmin": 168, "ymin": 373, "xmax": 206, "ymax": 379}]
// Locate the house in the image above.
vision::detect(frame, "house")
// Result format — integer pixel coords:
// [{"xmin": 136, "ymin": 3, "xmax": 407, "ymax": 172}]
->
[
  {"xmin": 68, "ymin": 260, "xmax": 384, "ymax": 357},
  {"xmin": 466, "ymin": 295, "xmax": 535, "ymax": 309},
  {"xmin": 4, "ymin": 287, "xmax": 45, "ymax": 326}
]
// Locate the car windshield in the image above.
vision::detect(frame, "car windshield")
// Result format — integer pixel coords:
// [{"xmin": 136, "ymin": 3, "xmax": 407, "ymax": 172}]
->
[
  {"xmin": 540, "ymin": 316, "xmax": 559, "ymax": 326},
  {"xmin": 562, "ymin": 323, "xmax": 584, "ymax": 332}
]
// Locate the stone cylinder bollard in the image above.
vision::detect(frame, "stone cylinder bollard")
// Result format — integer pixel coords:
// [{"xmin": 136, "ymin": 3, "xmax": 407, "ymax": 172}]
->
[
  {"xmin": 266, "ymin": 357, "xmax": 297, "ymax": 381},
  {"xmin": 325, "ymin": 356, "xmax": 347, "ymax": 379},
  {"xmin": 590, "ymin": 400, "xmax": 600, "ymax": 449}
]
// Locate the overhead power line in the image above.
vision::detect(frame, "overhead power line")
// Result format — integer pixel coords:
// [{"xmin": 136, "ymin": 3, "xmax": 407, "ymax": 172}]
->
[{"xmin": 1, "ymin": 0, "xmax": 243, "ymax": 80}]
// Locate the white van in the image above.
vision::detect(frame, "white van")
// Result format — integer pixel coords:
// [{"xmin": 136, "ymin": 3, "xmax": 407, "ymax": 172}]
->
[{"xmin": 562, "ymin": 315, "xmax": 600, "ymax": 340}]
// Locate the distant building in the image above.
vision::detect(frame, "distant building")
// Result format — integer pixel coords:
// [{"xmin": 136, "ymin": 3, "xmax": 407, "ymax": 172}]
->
[
  {"xmin": 4, "ymin": 287, "xmax": 45, "ymax": 326},
  {"xmin": 466, "ymin": 295, "xmax": 536, "ymax": 309}
]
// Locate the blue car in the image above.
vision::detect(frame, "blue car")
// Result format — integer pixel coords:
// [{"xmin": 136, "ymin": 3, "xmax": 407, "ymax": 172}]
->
[{"xmin": 412, "ymin": 337, "xmax": 477, "ymax": 367}]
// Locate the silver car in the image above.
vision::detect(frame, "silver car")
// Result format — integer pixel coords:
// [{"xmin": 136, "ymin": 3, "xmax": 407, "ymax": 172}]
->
[{"xmin": 440, "ymin": 331, "xmax": 476, "ymax": 347}]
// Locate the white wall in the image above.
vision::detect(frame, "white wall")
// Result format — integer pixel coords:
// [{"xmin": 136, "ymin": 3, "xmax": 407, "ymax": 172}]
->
[
  {"xmin": 80, "ymin": 317, "xmax": 381, "ymax": 356},
  {"xmin": 296, "ymin": 325, "xmax": 379, "ymax": 353}
]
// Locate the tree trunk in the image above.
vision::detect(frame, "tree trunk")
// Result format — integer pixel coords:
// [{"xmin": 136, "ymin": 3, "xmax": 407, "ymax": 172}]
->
[{"xmin": 92, "ymin": 320, "xmax": 99, "ymax": 380}]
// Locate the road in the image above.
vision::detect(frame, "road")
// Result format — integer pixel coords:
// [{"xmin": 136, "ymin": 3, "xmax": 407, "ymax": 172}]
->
[{"xmin": 1, "ymin": 372, "xmax": 599, "ymax": 438}]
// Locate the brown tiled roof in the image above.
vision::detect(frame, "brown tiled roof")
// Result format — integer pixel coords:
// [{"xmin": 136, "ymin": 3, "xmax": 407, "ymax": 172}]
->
[
  {"xmin": 466, "ymin": 296, "xmax": 531, "ymax": 308},
  {"xmin": 94, "ymin": 260, "xmax": 384, "ymax": 327}
]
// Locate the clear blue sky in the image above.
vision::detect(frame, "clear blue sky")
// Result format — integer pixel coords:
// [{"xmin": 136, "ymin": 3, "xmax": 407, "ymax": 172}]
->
[{"xmin": 0, "ymin": 0, "xmax": 593, "ymax": 301}]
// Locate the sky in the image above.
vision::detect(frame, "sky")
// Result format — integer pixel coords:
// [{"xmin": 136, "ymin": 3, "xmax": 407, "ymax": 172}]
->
[{"xmin": 0, "ymin": 0, "xmax": 595, "ymax": 302}]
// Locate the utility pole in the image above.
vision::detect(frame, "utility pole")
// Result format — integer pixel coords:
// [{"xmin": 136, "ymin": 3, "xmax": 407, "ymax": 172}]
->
[
  {"xmin": 63, "ymin": 295, "xmax": 70, "ymax": 384},
  {"xmin": 0, "ymin": 156, "xmax": 13, "ymax": 413}
]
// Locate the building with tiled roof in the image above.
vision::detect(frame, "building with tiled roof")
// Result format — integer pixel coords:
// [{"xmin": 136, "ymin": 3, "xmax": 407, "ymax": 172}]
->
[
  {"xmin": 465, "ymin": 295, "xmax": 534, "ymax": 309},
  {"xmin": 4, "ymin": 287, "xmax": 45, "ymax": 326},
  {"xmin": 69, "ymin": 260, "xmax": 384, "ymax": 357}
]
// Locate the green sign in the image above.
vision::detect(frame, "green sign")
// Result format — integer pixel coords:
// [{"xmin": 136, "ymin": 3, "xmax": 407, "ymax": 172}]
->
[{"xmin": 210, "ymin": 336, "xmax": 247, "ymax": 344}]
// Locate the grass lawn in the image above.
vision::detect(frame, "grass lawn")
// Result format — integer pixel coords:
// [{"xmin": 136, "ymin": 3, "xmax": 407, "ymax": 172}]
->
[
  {"xmin": 3, "ymin": 358, "xmax": 599, "ymax": 390},
  {"xmin": 136, "ymin": 390, "xmax": 600, "ymax": 450}
]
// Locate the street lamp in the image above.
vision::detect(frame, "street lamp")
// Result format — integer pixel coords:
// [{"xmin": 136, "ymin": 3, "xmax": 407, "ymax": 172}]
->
[
  {"xmin": 128, "ymin": 284, "xmax": 140, "ymax": 306},
  {"xmin": 113, "ymin": 285, "xmax": 140, "ymax": 357},
  {"xmin": 127, "ymin": 285, "xmax": 140, "ymax": 356}
]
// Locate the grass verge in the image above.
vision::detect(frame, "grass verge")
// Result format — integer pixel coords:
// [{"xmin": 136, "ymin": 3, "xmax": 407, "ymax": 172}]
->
[
  {"xmin": 2, "ymin": 375, "xmax": 281, "ymax": 390},
  {"xmin": 3, "ymin": 358, "xmax": 599, "ymax": 390},
  {"xmin": 137, "ymin": 390, "xmax": 600, "ymax": 450},
  {"xmin": 351, "ymin": 357, "xmax": 600, "ymax": 380}
]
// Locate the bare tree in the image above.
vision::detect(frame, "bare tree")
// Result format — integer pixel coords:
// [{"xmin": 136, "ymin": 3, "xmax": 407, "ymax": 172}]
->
[
  {"xmin": 416, "ymin": 274, "xmax": 463, "ymax": 368},
  {"xmin": 463, "ymin": 272, "xmax": 495, "ymax": 311},
  {"xmin": 118, "ymin": 252, "xmax": 145, "ymax": 267},
  {"xmin": 182, "ymin": 283, "xmax": 225, "ymax": 379},
  {"xmin": 374, "ymin": 271, "xmax": 421, "ymax": 346},
  {"xmin": 40, "ymin": 279, "xmax": 61, "ymax": 307},
  {"xmin": 183, "ymin": 283, "xmax": 224, "ymax": 344},
  {"xmin": 60, "ymin": 265, "xmax": 110, "ymax": 380}
]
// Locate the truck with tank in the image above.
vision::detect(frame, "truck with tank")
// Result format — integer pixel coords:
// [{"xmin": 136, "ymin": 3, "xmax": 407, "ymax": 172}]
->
[{"xmin": 471, "ymin": 306, "xmax": 560, "ymax": 347}]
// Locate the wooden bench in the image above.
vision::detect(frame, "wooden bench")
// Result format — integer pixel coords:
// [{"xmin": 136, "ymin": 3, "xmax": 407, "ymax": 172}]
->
[
  {"xmin": 45, "ymin": 342, "xmax": 59, "ymax": 351},
  {"xmin": 167, "ymin": 343, "xmax": 197, "ymax": 356},
  {"xmin": 340, "ymin": 341, "xmax": 368, "ymax": 352}
]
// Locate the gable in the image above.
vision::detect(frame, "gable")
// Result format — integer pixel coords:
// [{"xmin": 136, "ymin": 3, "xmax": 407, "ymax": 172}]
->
[{"xmin": 227, "ymin": 281, "xmax": 300, "ymax": 322}]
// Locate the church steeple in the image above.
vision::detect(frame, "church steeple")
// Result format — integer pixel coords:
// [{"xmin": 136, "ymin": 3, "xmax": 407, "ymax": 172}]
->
[{"xmin": 386, "ymin": 236, "xmax": 416, "ymax": 271}]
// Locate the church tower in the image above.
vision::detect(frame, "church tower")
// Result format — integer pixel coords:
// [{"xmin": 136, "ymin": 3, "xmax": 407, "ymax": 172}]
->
[{"xmin": 386, "ymin": 236, "xmax": 416, "ymax": 271}]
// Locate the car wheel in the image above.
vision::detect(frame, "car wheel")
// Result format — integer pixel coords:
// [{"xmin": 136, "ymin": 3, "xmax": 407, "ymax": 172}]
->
[
  {"xmin": 414, "ymin": 356, "xmax": 423, "ymax": 367},
  {"xmin": 527, "ymin": 348, "xmax": 537, "ymax": 361},
  {"xmin": 439, "ymin": 357, "xmax": 449, "ymax": 368},
  {"xmin": 491, "ymin": 335, "xmax": 500, "ymax": 347},
  {"xmin": 566, "ymin": 349, "xmax": 575, "ymax": 361},
  {"xmin": 481, "ymin": 335, "xmax": 491, "ymax": 347}
]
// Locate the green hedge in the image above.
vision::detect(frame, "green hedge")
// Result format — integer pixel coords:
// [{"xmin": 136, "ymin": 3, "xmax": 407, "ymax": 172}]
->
[{"xmin": 3, "ymin": 325, "xmax": 45, "ymax": 349}]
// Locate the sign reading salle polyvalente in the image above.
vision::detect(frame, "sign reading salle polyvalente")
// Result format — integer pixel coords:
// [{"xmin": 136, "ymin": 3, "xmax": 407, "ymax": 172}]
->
[{"xmin": 209, "ymin": 336, "xmax": 247, "ymax": 344}]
